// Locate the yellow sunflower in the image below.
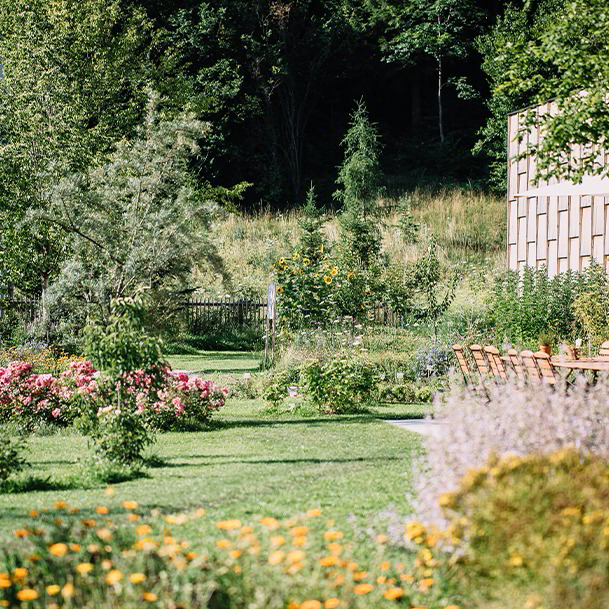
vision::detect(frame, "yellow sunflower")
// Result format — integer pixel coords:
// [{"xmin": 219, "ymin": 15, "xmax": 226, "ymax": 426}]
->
[{"xmin": 324, "ymin": 276, "xmax": 332, "ymax": 285}]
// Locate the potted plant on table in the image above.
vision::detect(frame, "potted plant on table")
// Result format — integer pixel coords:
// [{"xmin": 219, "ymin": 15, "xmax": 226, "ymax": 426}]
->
[{"xmin": 539, "ymin": 330, "xmax": 556, "ymax": 356}]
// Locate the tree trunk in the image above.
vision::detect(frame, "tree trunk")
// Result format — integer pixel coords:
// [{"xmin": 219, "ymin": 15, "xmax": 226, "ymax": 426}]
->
[{"xmin": 437, "ymin": 56, "xmax": 444, "ymax": 144}]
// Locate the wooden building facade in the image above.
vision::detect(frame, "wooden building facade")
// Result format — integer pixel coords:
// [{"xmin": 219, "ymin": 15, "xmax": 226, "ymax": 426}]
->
[{"xmin": 507, "ymin": 102, "xmax": 609, "ymax": 277}]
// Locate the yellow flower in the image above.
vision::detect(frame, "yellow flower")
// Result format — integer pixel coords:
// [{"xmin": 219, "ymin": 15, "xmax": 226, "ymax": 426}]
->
[
  {"xmin": 96, "ymin": 506, "xmax": 109, "ymax": 515},
  {"xmin": 324, "ymin": 600, "xmax": 340, "ymax": 609},
  {"xmin": 380, "ymin": 561, "xmax": 390, "ymax": 571},
  {"xmin": 300, "ymin": 601, "xmax": 321, "ymax": 609},
  {"xmin": 130, "ymin": 573, "xmax": 146, "ymax": 584},
  {"xmin": 353, "ymin": 571, "xmax": 368, "ymax": 581},
  {"xmin": 347, "ymin": 271, "xmax": 355, "ymax": 281},
  {"xmin": 509, "ymin": 555, "xmax": 523, "ymax": 567},
  {"xmin": 384, "ymin": 588, "xmax": 405, "ymax": 600},
  {"xmin": 331, "ymin": 267, "xmax": 338, "ymax": 276},
  {"xmin": 262, "ymin": 517, "xmax": 280, "ymax": 530},
  {"xmin": 328, "ymin": 543, "xmax": 343, "ymax": 556},
  {"xmin": 323, "ymin": 276, "xmax": 332, "ymax": 285},
  {"xmin": 0, "ymin": 580, "xmax": 11, "ymax": 589},
  {"xmin": 123, "ymin": 501, "xmax": 138, "ymax": 510},
  {"xmin": 105, "ymin": 570, "xmax": 123, "ymax": 585},
  {"xmin": 306, "ymin": 508, "xmax": 322, "ymax": 518},
  {"xmin": 419, "ymin": 577, "xmax": 434, "ymax": 591},
  {"xmin": 292, "ymin": 253, "xmax": 300, "ymax": 260},
  {"xmin": 292, "ymin": 536, "xmax": 307, "ymax": 546},
  {"xmin": 216, "ymin": 539, "xmax": 232, "ymax": 549},
  {"xmin": 354, "ymin": 583, "xmax": 374, "ymax": 595},
  {"xmin": 54, "ymin": 501, "xmax": 68, "ymax": 510},
  {"xmin": 76, "ymin": 563, "xmax": 94, "ymax": 575},
  {"xmin": 17, "ymin": 589, "xmax": 38, "ymax": 601},
  {"xmin": 143, "ymin": 592, "xmax": 157, "ymax": 601},
  {"xmin": 287, "ymin": 550, "xmax": 305, "ymax": 564},
  {"xmin": 50, "ymin": 543, "xmax": 68, "ymax": 557},
  {"xmin": 128, "ymin": 513, "xmax": 140, "ymax": 522},
  {"xmin": 46, "ymin": 584, "xmax": 60, "ymax": 595},
  {"xmin": 271, "ymin": 535, "xmax": 285, "ymax": 547},
  {"xmin": 279, "ymin": 257, "xmax": 286, "ymax": 265}
]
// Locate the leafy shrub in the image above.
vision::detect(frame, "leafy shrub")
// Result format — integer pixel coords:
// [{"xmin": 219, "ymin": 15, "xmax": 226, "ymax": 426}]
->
[
  {"xmin": 414, "ymin": 379, "xmax": 609, "ymax": 528},
  {"xmin": 573, "ymin": 262, "xmax": 609, "ymax": 348},
  {"xmin": 378, "ymin": 383, "xmax": 417, "ymax": 403},
  {"xmin": 414, "ymin": 386, "xmax": 434, "ymax": 403},
  {"xmin": 438, "ymin": 449, "xmax": 609, "ymax": 609},
  {"xmin": 0, "ymin": 432, "xmax": 28, "ymax": 483},
  {"xmin": 302, "ymin": 354, "xmax": 378, "ymax": 413},
  {"xmin": 261, "ymin": 368, "xmax": 300, "ymax": 407}
]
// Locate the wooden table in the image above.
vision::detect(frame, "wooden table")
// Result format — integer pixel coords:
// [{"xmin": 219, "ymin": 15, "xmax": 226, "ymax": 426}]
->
[{"xmin": 551, "ymin": 357, "xmax": 609, "ymax": 383}]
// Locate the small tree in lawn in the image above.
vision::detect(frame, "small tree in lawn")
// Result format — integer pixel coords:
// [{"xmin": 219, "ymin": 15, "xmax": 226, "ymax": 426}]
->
[
  {"xmin": 298, "ymin": 184, "xmax": 326, "ymax": 263},
  {"xmin": 334, "ymin": 100, "xmax": 384, "ymax": 271}
]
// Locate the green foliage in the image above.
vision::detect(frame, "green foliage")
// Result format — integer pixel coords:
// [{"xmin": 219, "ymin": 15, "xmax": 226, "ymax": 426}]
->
[
  {"xmin": 441, "ymin": 449, "xmax": 609, "ymax": 609},
  {"xmin": 572, "ymin": 263, "xmax": 609, "ymax": 348},
  {"xmin": 483, "ymin": 265, "xmax": 609, "ymax": 347},
  {"xmin": 298, "ymin": 185, "xmax": 326, "ymax": 263},
  {"xmin": 397, "ymin": 197, "xmax": 420, "ymax": 245},
  {"xmin": 302, "ymin": 354, "xmax": 378, "ymax": 414},
  {"xmin": 84, "ymin": 297, "xmax": 165, "ymax": 378},
  {"xmin": 335, "ymin": 100, "xmax": 383, "ymax": 269},
  {"xmin": 0, "ymin": 431, "xmax": 28, "ymax": 483}
]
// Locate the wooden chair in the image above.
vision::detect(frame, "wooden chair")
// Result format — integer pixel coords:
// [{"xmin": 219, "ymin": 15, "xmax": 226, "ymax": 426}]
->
[
  {"xmin": 484, "ymin": 346, "xmax": 508, "ymax": 381},
  {"xmin": 599, "ymin": 341, "xmax": 609, "ymax": 358},
  {"xmin": 507, "ymin": 348, "xmax": 526, "ymax": 381},
  {"xmin": 452, "ymin": 344, "xmax": 471, "ymax": 384},
  {"xmin": 533, "ymin": 351, "xmax": 557, "ymax": 385},
  {"xmin": 469, "ymin": 345, "xmax": 490, "ymax": 378},
  {"xmin": 519, "ymin": 350, "xmax": 542, "ymax": 383}
]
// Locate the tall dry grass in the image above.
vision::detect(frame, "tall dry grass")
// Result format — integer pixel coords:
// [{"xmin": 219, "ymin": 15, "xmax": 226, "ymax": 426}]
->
[{"xmin": 197, "ymin": 188, "xmax": 506, "ymax": 298}]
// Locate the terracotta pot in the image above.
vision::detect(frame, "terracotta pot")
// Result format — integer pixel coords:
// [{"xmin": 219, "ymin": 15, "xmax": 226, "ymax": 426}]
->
[
  {"xmin": 539, "ymin": 344, "xmax": 552, "ymax": 356},
  {"xmin": 567, "ymin": 346, "xmax": 580, "ymax": 360}
]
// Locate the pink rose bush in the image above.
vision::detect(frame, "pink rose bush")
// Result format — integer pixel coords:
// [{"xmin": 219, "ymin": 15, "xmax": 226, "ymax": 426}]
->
[{"xmin": 0, "ymin": 360, "xmax": 226, "ymax": 433}]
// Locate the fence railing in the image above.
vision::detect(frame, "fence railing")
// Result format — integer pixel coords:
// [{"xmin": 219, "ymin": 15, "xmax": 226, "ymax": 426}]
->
[
  {"xmin": 181, "ymin": 296, "xmax": 404, "ymax": 329},
  {"xmin": 0, "ymin": 297, "xmax": 41, "ymax": 321}
]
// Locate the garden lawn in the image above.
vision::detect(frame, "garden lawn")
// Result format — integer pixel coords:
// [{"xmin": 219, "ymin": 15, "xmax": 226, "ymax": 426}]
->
[
  {"xmin": 0, "ymin": 399, "xmax": 423, "ymax": 545},
  {"xmin": 166, "ymin": 351, "xmax": 261, "ymax": 376}
]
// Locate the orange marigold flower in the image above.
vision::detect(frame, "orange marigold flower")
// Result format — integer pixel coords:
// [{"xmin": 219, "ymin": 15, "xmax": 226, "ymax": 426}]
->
[
  {"xmin": 419, "ymin": 577, "xmax": 434, "ymax": 591},
  {"xmin": 268, "ymin": 550, "xmax": 285, "ymax": 566},
  {"xmin": 76, "ymin": 563, "xmax": 94, "ymax": 575},
  {"xmin": 290, "ymin": 526, "xmax": 309, "ymax": 537},
  {"xmin": 241, "ymin": 526, "xmax": 254, "ymax": 535},
  {"xmin": 105, "ymin": 570, "xmax": 123, "ymax": 585},
  {"xmin": 306, "ymin": 508, "xmax": 322, "ymax": 518},
  {"xmin": 300, "ymin": 601, "xmax": 321, "ymax": 609},
  {"xmin": 29, "ymin": 554, "xmax": 40, "ymax": 563},
  {"xmin": 354, "ymin": 584, "xmax": 374, "ymax": 595},
  {"xmin": 233, "ymin": 565, "xmax": 242, "ymax": 574},
  {"xmin": 187, "ymin": 552, "xmax": 197, "ymax": 561},
  {"xmin": 61, "ymin": 583, "xmax": 75, "ymax": 598},
  {"xmin": 46, "ymin": 585, "xmax": 60, "ymax": 595},
  {"xmin": 292, "ymin": 536, "xmax": 307, "ymax": 547},
  {"xmin": 262, "ymin": 517, "xmax": 280, "ymax": 530},
  {"xmin": 50, "ymin": 543, "xmax": 68, "ymax": 557},
  {"xmin": 143, "ymin": 592, "xmax": 157, "ymax": 601},
  {"xmin": 17, "ymin": 589, "xmax": 38, "ymax": 601},
  {"xmin": 29, "ymin": 511, "xmax": 39, "ymax": 518},
  {"xmin": 123, "ymin": 501, "xmax": 138, "ymax": 510},
  {"xmin": 14, "ymin": 529, "xmax": 28, "ymax": 538},
  {"xmin": 328, "ymin": 543, "xmax": 343, "ymax": 556},
  {"xmin": 216, "ymin": 539, "xmax": 232, "ymax": 549},
  {"xmin": 70, "ymin": 544, "xmax": 80, "ymax": 553},
  {"xmin": 128, "ymin": 514, "xmax": 140, "ymax": 522},
  {"xmin": 445, "ymin": 606, "xmax": 460, "ymax": 609},
  {"xmin": 96, "ymin": 506, "xmax": 109, "ymax": 515},
  {"xmin": 54, "ymin": 501, "xmax": 68, "ymax": 510},
  {"xmin": 0, "ymin": 580, "xmax": 11, "ymax": 589},
  {"xmin": 216, "ymin": 519, "xmax": 241, "ymax": 530},
  {"xmin": 353, "ymin": 571, "xmax": 368, "ymax": 581},
  {"xmin": 287, "ymin": 550, "xmax": 305, "ymax": 564},
  {"xmin": 130, "ymin": 573, "xmax": 146, "ymax": 584},
  {"xmin": 384, "ymin": 587, "xmax": 405, "ymax": 600},
  {"xmin": 97, "ymin": 528, "xmax": 112, "ymax": 541},
  {"xmin": 13, "ymin": 568, "xmax": 28, "ymax": 578},
  {"xmin": 230, "ymin": 550, "xmax": 243, "ymax": 559},
  {"xmin": 324, "ymin": 531, "xmax": 343, "ymax": 541},
  {"xmin": 401, "ymin": 573, "xmax": 414, "ymax": 583},
  {"xmin": 319, "ymin": 556, "xmax": 339, "ymax": 567},
  {"xmin": 324, "ymin": 599, "xmax": 340, "ymax": 609},
  {"xmin": 271, "ymin": 535, "xmax": 285, "ymax": 547},
  {"xmin": 380, "ymin": 561, "xmax": 391, "ymax": 571},
  {"xmin": 82, "ymin": 519, "xmax": 97, "ymax": 528},
  {"xmin": 377, "ymin": 576, "xmax": 387, "ymax": 585},
  {"xmin": 136, "ymin": 525, "xmax": 152, "ymax": 536}
]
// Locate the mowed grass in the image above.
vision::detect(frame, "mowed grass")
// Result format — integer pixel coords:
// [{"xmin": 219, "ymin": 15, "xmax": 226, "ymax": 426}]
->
[
  {"xmin": 0, "ymin": 398, "xmax": 423, "ymax": 544},
  {"xmin": 166, "ymin": 351, "xmax": 261, "ymax": 375}
]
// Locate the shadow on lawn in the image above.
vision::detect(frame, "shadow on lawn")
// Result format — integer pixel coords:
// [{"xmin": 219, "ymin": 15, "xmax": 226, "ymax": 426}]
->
[{"xmin": 157, "ymin": 455, "xmax": 401, "ymax": 468}]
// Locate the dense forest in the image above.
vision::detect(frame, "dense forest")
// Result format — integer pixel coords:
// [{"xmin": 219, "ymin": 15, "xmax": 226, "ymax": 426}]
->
[{"xmin": 1, "ymin": 0, "xmax": 608, "ymax": 300}]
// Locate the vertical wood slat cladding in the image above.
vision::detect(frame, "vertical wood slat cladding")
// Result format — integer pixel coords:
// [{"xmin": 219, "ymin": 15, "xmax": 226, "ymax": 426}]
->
[{"xmin": 507, "ymin": 104, "xmax": 609, "ymax": 277}]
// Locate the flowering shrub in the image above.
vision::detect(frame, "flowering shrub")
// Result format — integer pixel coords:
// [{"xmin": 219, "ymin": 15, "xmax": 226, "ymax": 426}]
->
[
  {"xmin": 0, "ymin": 360, "xmax": 226, "ymax": 435},
  {"xmin": 412, "ymin": 345, "xmax": 452, "ymax": 379},
  {"xmin": 0, "ymin": 498, "xmax": 462, "ymax": 609},
  {"xmin": 0, "ymin": 343, "xmax": 86, "ymax": 374},
  {"xmin": 414, "ymin": 379, "xmax": 609, "ymax": 528},
  {"xmin": 302, "ymin": 354, "xmax": 378, "ymax": 413},
  {"xmin": 432, "ymin": 449, "xmax": 609, "ymax": 609}
]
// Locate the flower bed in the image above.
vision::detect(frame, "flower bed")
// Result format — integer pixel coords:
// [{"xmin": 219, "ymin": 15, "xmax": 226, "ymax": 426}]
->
[{"xmin": 0, "ymin": 360, "xmax": 227, "ymax": 432}]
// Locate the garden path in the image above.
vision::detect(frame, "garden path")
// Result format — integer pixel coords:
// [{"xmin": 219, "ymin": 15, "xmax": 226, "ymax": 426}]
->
[{"xmin": 385, "ymin": 419, "xmax": 443, "ymax": 437}]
